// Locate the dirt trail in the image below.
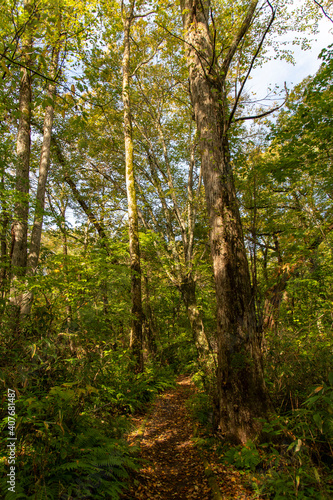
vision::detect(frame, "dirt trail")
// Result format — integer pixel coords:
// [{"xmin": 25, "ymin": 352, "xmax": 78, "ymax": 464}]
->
[
  {"xmin": 123, "ymin": 375, "xmax": 212, "ymax": 499},
  {"xmin": 123, "ymin": 375, "xmax": 255, "ymax": 500}
]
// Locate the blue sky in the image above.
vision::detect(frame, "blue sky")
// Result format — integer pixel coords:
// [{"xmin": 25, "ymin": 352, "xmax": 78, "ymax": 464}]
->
[{"xmin": 248, "ymin": 15, "xmax": 333, "ymax": 100}]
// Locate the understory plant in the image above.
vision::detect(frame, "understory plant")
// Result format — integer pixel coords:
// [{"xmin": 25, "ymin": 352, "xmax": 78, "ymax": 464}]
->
[
  {"xmin": 221, "ymin": 373, "xmax": 333, "ymax": 499},
  {"xmin": 0, "ymin": 331, "xmax": 175, "ymax": 499}
]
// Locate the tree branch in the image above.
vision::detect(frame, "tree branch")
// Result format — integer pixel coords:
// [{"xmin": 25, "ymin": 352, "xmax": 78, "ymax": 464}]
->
[
  {"xmin": 313, "ymin": 0, "xmax": 333, "ymax": 23},
  {"xmin": 49, "ymin": 137, "xmax": 111, "ymax": 256},
  {"xmin": 228, "ymin": 1, "xmax": 276, "ymax": 129},
  {"xmin": 233, "ymin": 82, "xmax": 288, "ymax": 123},
  {"xmin": 220, "ymin": 0, "xmax": 259, "ymax": 79}
]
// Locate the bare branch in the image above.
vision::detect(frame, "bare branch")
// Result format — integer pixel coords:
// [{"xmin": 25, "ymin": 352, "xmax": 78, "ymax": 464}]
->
[
  {"xmin": 133, "ymin": 10, "xmax": 157, "ymax": 18},
  {"xmin": 233, "ymin": 82, "xmax": 288, "ymax": 123},
  {"xmin": 208, "ymin": 4, "xmax": 217, "ymax": 75},
  {"xmin": 227, "ymin": 2, "xmax": 276, "ymax": 129},
  {"xmin": 313, "ymin": 0, "xmax": 333, "ymax": 23}
]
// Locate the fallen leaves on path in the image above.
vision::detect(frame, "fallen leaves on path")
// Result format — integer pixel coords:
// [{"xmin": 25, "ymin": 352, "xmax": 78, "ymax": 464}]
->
[{"xmin": 122, "ymin": 375, "xmax": 256, "ymax": 500}]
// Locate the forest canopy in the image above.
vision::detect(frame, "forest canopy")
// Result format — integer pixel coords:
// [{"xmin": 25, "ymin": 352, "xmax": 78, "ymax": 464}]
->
[{"xmin": 0, "ymin": 0, "xmax": 332, "ymax": 498}]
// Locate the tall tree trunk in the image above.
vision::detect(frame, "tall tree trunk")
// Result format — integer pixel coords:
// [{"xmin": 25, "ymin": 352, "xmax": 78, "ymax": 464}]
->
[
  {"xmin": 263, "ymin": 224, "xmax": 333, "ymax": 331},
  {"xmin": 122, "ymin": 1, "xmax": 144, "ymax": 372},
  {"xmin": 180, "ymin": 0, "xmax": 269, "ymax": 443},
  {"xmin": 136, "ymin": 121, "xmax": 212, "ymax": 361},
  {"xmin": 60, "ymin": 201, "xmax": 72, "ymax": 333},
  {"xmin": 143, "ymin": 274, "xmax": 157, "ymax": 355},
  {"xmin": 9, "ymin": 0, "xmax": 33, "ymax": 325},
  {"xmin": 182, "ymin": 140, "xmax": 213, "ymax": 359},
  {"xmin": 21, "ymin": 47, "xmax": 59, "ymax": 316},
  {"xmin": 262, "ymin": 233, "xmax": 285, "ymax": 331},
  {"xmin": 180, "ymin": 274, "xmax": 211, "ymax": 359},
  {"xmin": 0, "ymin": 172, "xmax": 10, "ymax": 301}
]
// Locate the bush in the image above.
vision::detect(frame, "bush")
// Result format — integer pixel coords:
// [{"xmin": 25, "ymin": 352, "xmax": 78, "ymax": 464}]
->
[
  {"xmin": 0, "ymin": 385, "xmax": 138, "ymax": 499},
  {"xmin": 0, "ymin": 333, "xmax": 176, "ymax": 499}
]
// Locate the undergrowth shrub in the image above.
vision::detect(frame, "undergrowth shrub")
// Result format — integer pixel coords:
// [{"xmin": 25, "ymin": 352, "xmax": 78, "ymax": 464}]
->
[
  {"xmin": 218, "ymin": 374, "xmax": 333, "ymax": 499},
  {"xmin": 253, "ymin": 314, "xmax": 333, "ymax": 498},
  {"xmin": 186, "ymin": 391, "xmax": 213, "ymax": 429},
  {"xmin": 265, "ymin": 326, "xmax": 333, "ymax": 413},
  {"xmin": 0, "ymin": 332, "xmax": 176, "ymax": 499},
  {"xmin": 186, "ymin": 368, "xmax": 219, "ymax": 432},
  {"xmin": 0, "ymin": 385, "xmax": 138, "ymax": 499},
  {"xmin": 159, "ymin": 339, "xmax": 197, "ymax": 373}
]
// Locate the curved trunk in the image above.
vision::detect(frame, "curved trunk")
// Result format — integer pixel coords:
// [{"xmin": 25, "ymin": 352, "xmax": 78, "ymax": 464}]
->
[{"xmin": 263, "ymin": 275, "xmax": 288, "ymax": 331}]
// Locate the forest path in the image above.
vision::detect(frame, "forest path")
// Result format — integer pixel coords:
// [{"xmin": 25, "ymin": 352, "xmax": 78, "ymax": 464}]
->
[{"xmin": 122, "ymin": 375, "xmax": 254, "ymax": 500}]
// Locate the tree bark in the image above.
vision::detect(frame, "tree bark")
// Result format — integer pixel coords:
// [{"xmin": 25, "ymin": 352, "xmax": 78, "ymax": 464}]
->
[
  {"xmin": 9, "ymin": 0, "xmax": 33, "ymax": 324},
  {"xmin": 20, "ymin": 46, "xmax": 59, "ymax": 316},
  {"xmin": 0, "ymin": 172, "xmax": 10, "ymax": 301},
  {"xmin": 180, "ymin": 274, "xmax": 211, "ymax": 359},
  {"xmin": 60, "ymin": 202, "xmax": 72, "ymax": 333},
  {"xmin": 180, "ymin": 0, "xmax": 269, "ymax": 443},
  {"xmin": 143, "ymin": 274, "xmax": 157, "ymax": 355},
  {"xmin": 122, "ymin": 1, "xmax": 144, "ymax": 372}
]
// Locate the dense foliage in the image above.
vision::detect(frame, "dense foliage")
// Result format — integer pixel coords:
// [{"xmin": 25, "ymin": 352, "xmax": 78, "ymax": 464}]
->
[{"xmin": 0, "ymin": 0, "xmax": 332, "ymax": 498}]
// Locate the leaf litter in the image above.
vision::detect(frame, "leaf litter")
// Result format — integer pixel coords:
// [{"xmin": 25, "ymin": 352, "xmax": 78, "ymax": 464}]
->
[{"xmin": 122, "ymin": 375, "xmax": 256, "ymax": 499}]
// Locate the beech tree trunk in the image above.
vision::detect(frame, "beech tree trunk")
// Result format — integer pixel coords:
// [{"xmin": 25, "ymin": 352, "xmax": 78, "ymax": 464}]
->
[
  {"xmin": 21, "ymin": 47, "xmax": 59, "ymax": 316},
  {"xmin": 9, "ymin": 1, "xmax": 33, "ymax": 324},
  {"xmin": 182, "ymin": 142, "xmax": 212, "ymax": 359},
  {"xmin": 60, "ymin": 201, "xmax": 72, "ymax": 332},
  {"xmin": 143, "ymin": 274, "xmax": 157, "ymax": 355},
  {"xmin": 0, "ymin": 172, "xmax": 9, "ymax": 300},
  {"xmin": 180, "ymin": 274, "xmax": 211, "ymax": 359},
  {"xmin": 262, "ymin": 234, "xmax": 285, "ymax": 331},
  {"xmin": 180, "ymin": 0, "xmax": 269, "ymax": 443},
  {"xmin": 122, "ymin": 1, "xmax": 144, "ymax": 372},
  {"xmin": 136, "ymin": 118, "xmax": 212, "ymax": 361}
]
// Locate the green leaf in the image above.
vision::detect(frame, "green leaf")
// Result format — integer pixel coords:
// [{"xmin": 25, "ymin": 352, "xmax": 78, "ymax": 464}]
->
[
  {"xmin": 313, "ymin": 413, "xmax": 323, "ymax": 433},
  {"xmin": 328, "ymin": 372, "xmax": 333, "ymax": 387}
]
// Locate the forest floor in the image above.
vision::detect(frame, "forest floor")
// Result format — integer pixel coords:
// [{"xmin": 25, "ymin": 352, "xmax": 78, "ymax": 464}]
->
[{"xmin": 122, "ymin": 375, "xmax": 256, "ymax": 500}]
